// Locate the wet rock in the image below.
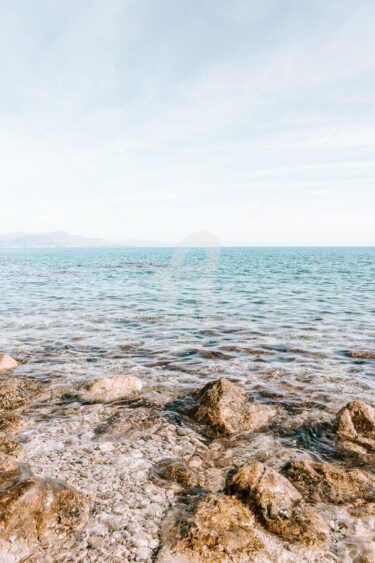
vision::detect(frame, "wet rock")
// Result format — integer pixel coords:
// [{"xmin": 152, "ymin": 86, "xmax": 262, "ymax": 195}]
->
[
  {"xmin": 0, "ymin": 413, "xmax": 31, "ymax": 435},
  {"xmin": 282, "ymin": 459, "xmax": 375, "ymax": 505},
  {"xmin": 79, "ymin": 374, "xmax": 142, "ymax": 402},
  {"xmin": 0, "ymin": 378, "xmax": 45, "ymax": 412},
  {"xmin": 336, "ymin": 401, "xmax": 375, "ymax": 450},
  {"xmin": 0, "ymin": 433, "xmax": 24, "ymax": 460},
  {"xmin": 225, "ymin": 462, "xmax": 328, "ymax": 545},
  {"xmin": 0, "ymin": 459, "xmax": 89, "ymax": 561},
  {"xmin": 152, "ymin": 459, "xmax": 196, "ymax": 487},
  {"xmin": 347, "ymin": 350, "xmax": 375, "ymax": 360},
  {"xmin": 190, "ymin": 378, "xmax": 276, "ymax": 435},
  {"xmin": 0, "ymin": 354, "xmax": 18, "ymax": 372},
  {"xmin": 156, "ymin": 493, "xmax": 278, "ymax": 562}
]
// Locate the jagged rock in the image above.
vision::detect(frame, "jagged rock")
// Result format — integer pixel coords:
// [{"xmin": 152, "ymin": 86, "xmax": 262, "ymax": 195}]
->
[
  {"xmin": 282, "ymin": 459, "xmax": 375, "ymax": 505},
  {"xmin": 0, "ymin": 378, "xmax": 45, "ymax": 412},
  {"xmin": 0, "ymin": 433, "xmax": 24, "ymax": 460},
  {"xmin": 152, "ymin": 459, "xmax": 196, "ymax": 487},
  {"xmin": 0, "ymin": 459, "xmax": 89, "ymax": 561},
  {"xmin": 190, "ymin": 378, "xmax": 276, "ymax": 435},
  {"xmin": 336, "ymin": 401, "xmax": 375, "ymax": 450},
  {"xmin": 79, "ymin": 375, "xmax": 142, "ymax": 402},
  {"xmin": 225, "ymin": 462, "xmax": 328, "ymax": 545},
  {"xmin": 156, "ymin": 493, "xmax": 285, "ymax": 562},
  {"xmin": 0, "ymin": 413, "xmax": 31, "ymax": 435},
  {"xmin": 0, "ymin": 354, "xmax": 18, "ymax": 372}
]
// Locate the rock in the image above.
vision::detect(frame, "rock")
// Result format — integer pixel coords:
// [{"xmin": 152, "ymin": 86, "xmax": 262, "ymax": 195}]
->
[
  {"xmin": 0, "ymin": 378, "xmax": 45, "ymax": 412},
  {"xmin": 282, "ymin": 459, "xmax": 375, "ymax": 505},
  {"xmin": 152, "ymin": 459, "xmax": 196, "ymax": 487},
  {"xmin": 347, "ymin": 351, "xmax": 375, "ymax": 360},
  {"xmin": 156, "ymin": 493, "xmax": 276, "ymax": 562},
  {"xmin": 0, "ymin": 459, "xmax": 89, "ymax": 561},
  {"xmin": 336, "ymin": 401, "xmax": 375, "ymax": 450},
  {"xmin": 79, "ymin": 375, "xmax": 142, "ymax": 402},
  {"xmin": 190, "ymin": 378, "xmax": 276, "ymax": 435},
  {"xmin": 225, "ymin": 462, "xmax": 328, "ymax": 545},
  {"xmin": 0, "ymin": 354, "xmax": 18, "ymax": 372},
  {"xmin": 0, "ymin": 433, "xmax": 24, "ymax": 460},
  {"xmin": 0, "ymin": 413, "xmax": 31, "ymax": 435}
]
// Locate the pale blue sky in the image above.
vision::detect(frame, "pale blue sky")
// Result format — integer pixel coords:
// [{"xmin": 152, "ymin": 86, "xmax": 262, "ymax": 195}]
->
[{"xmin": 1, "ymin": 0, "xmax": 374, "ymax": 245}]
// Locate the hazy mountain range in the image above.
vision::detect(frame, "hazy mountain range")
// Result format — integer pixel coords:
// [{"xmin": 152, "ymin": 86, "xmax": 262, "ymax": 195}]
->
[{"xmin": 0, "ymin": 231, "xmax": 168, "ymax": 248}]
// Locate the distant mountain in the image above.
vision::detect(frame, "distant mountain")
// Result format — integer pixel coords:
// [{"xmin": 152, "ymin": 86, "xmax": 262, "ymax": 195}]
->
[{"xmin": 0, "ymin": 231, "xmax": 168, "ymax": 248}]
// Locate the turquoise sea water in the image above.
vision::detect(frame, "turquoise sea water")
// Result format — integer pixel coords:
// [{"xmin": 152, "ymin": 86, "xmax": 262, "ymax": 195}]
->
[{"xmin": 1, "ymin": 246, "xmax": 375, "ymax": 420}]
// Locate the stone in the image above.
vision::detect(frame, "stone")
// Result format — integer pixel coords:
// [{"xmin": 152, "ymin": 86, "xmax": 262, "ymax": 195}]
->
[
  {"xmin": 0, "ymin": 459, "xmax": 89, "ymax": 561},
  {"xmin": 0, "ymin": 433, "xmax": 24, "ymax": 460},
  {"xmin": 156, "ymin": 493, "xmax": 270, "ymax": 562},
  {"xmin": 225, "ymin": 462, "xmax": 328, "ymax": 545},
  {"xmin": 336, "ymin": 401, "xmax": 375, "ymax": 450},
  {"xmin": 79, "ymin": 375, "xmax": 142, "ymax": 402},
  {"xmin": 347, "ymin": 351, "xmax": 375, "ymax": 360},
  {"xmin": 0, "ymin": 413, "xmax": 31, "ymax": 435},
  {"xmin": 190, "ymin": 378, "xmax": 276, "ymax": 435},
  {"xmin": 0, "ymin": 354, "xmax": 18, "ymax": 372},
  {"xmin": 152, "ymin": 459, "xmax": 196, "ymax": 487},
  {"xmin": 282, "ymin": 459, "xmax": 375, "ymax": 505},
  {"xmin": 0, "ymin": 378, "xmax": 45, "ymax": 412}
]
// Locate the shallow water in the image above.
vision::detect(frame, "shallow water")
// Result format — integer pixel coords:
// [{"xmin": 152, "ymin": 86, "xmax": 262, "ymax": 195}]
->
[{"xmin": 1, "ymin": 246, "xmax": 375, "ymax": 560}]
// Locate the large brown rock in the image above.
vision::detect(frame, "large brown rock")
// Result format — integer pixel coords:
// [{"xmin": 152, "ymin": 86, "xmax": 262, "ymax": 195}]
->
[
  {"xmin": 0, "ymin": 459, "xmax": 89, "ymax": 561},
  {"xmin": 225, "ymin": 462, "xmax": 328, "ymax": 545},
  {"xmin": 282, "ymin": 459, "xmax": 375, "ymax": 505},
  {"xmin": 156, "ymin": 493, "xmax": 285, "ymax": 562},
  {"xmin": 191, "ymin": 378, "xmax": 276, "ymax": 435},
  {"xmin": 336, "ymin": 401, "xmax": 375, "ymax": 450},
  {"xmin": 0, "ymin": 354, "xmax": 18, "ymax": 372},
  {"xmin": 0, "ymin": 378, "xmax": 45, "ymax": 412},
  {"xmin": 79, "ymin": 374, "xmax": 142, "ymax": 402}
]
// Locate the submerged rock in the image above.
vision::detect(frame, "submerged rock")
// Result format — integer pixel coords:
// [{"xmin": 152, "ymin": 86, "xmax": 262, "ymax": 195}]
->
[
  {"xmin": 79, "ymin": 374, "xmax": 142, "ymax": 402},
  {"xmin": 190, "ymin": 378, "xmax": 276, "ymax": 435},
  {"xmin": 156, "ymin": 493, "xmax": 282, "ymax": 562},
  {"xmin": 0, "ymin": 459, "xmax": 89, "ymax": 561},
  {"xmin": 336, "ymin": 401, "xmax": 375, "ymax": 450},
  {"xmin": 0, "ymin": 433, "xmax": 24, "ymax": 460},
  {"xmin": 0, "ymin": 354, "xmax": 18, "ymax": 372},
  {"xmin": 0, "ymin": 413, "xmax": 31, "ymax": 435},
  {"xmin": 152, "ymin": 459, "xmax": 197, "ymax": 487},
  {"xmin": 225, "ymin": 462, "xmax": 328, "ymax": 545},
  {"xmin": 0, "ymin": 378, "xmax": 45, "ymax": 412},
  {"xmin": 282, "ymin": 459, "xmax": 375, "ymax": 505},
  {"xmin": 347, "ymin": 350, "xmax": 375, "ymax": 360}
]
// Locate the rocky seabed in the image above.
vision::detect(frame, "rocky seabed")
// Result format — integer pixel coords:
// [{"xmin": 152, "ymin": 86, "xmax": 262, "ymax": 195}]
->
[{"xmin": 1, "ymin": 352, "xmax": 375, "ymax": 562}]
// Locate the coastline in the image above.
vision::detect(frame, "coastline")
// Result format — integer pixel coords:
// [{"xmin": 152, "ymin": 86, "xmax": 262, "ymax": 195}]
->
[{"xmin": 1, "ymin": 355, "xmax": 375, "ymax": 561}]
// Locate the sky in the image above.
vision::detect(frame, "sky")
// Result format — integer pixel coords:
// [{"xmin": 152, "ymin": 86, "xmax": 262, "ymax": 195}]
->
[{"xmin": 0, "ymin": 0, "xmax": 374, "ymax": 245}]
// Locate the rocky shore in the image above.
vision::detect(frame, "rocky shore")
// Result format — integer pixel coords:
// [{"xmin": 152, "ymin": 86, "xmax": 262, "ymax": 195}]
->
[{"xmin": 1, "ymin": 352, "xmax": 375, "ymax": 561}]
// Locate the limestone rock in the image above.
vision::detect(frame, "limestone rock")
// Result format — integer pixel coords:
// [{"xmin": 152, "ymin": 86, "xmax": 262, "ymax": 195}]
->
[
  {"xmin": 190, "ymin": 378, "xmax": 276, "ymax": 435},
  {"xmin": 336, "ymin": 401, "xmax": 375, "ymax": 450},
  {"xmin": 0, "ymin": 433, "xmax": 24, "ymax": 460},
  {"xmin": 282, "ymin": 459, "xmax": 375, "ymax": 505},
  {"xmin": 225, "ymin": 462, "xmax": 328, "ymax": 545},
  {"xmin": 79, "ymin": 375, "xmax": 142, "ymax": 402},
  {"xmin": 156, "ymin": 493, "xmax": 274, "ymax": 562},
  {"xmin": 0, "ymin": 459, "xmax": 89, "ymax": 561},
  {"xmin": 0, "ymin": 354, "xmax": 18, "ymax": 372},
  {"xmin": 0, "ymin": 413, "xmax": 31, "ymax": 435},
  {"xmin": 0, "ymin": 378, "xmax": 45, "ymax": 412},
  {"xmin": 152, "ymin": 459, "xmax": 196, "ymax": 487}
]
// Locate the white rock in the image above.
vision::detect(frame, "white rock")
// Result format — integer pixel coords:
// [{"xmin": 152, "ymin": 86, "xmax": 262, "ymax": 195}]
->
[
  {"xmin": 0, "ymin": 353, "xmax": 18, "ymax": 372},
  {"xmin": 80, "ymin": 375, "xmax": 142, "ymax": 402}
]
